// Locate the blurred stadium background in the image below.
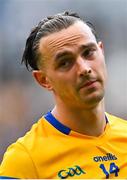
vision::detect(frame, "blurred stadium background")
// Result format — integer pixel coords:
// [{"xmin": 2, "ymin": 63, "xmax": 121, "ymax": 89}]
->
[{"xmin": 0, "ymin": 0, "xmax": 127, "ymax": 162}]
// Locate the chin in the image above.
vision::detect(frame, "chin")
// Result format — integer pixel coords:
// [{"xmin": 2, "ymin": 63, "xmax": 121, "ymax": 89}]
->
[{"xmin": 81, "ymin": 91, "xmax": 105, "ymax": 107}]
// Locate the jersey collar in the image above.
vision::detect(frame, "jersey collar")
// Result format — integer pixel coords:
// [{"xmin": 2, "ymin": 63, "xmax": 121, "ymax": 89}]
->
[{"xmin": 44, "ymin": 111, "xmax": 108, "ymax": 135}]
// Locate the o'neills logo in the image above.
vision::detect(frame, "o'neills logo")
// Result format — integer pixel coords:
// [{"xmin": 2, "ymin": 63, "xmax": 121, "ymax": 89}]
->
[{"xmin": 93, "ymin": 153, "xmax": 117, "ymax": 162}]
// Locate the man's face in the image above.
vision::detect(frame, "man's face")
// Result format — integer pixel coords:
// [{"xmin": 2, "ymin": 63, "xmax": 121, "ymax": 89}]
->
[{"xmin": 37, "ymin": 21, "xmax": 107, "ymax": 109}]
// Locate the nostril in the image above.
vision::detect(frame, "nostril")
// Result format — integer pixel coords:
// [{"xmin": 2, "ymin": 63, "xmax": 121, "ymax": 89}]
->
[
  {"xmin": 79, "ymin": 68, "xmax": 92, "ymax": 77},
  {"xmin": 88, "ymin": 69, "xmax": 92, "ymax": 73}
]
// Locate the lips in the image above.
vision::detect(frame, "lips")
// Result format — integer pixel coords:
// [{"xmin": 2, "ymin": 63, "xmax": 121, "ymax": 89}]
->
[
  {"xmin": 84, "ymin": 80, "xmax": 96, "ymax": 86},
  {"xmin": 80, "ymin": 80, "xmax": 97, "ymax": 89}
]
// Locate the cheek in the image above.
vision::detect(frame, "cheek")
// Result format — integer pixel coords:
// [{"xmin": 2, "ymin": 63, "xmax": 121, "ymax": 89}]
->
[
  {"xmin": 49, "ymin": 72, "xmax": 76, "ymax": 95},
  {"xmin": 49, "ymin": 75, "xmax": 70, "ymax": 90},
  {"xmin": 101, "ymin": 60, "xmax": 107, "ymax": 78},
  {"xmin": 51, "ymin": 79, "xmax": 77, "ymax": 101},
  {"xmin": 98, "ymin": 61, "xmax": 107, "ymax": 83},
  {"xmin": 93, "ymin": 57, "xmax": 107, "ymax": 80}
]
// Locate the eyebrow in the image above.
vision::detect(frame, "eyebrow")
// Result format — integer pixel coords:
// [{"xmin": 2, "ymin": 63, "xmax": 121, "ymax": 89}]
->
[
  {"xmin": 54, "ymin": 42, "xmax": 97, "ymax": 61},
  {"xmin": 55, "ymin": 50, "xmax": 73, "ymax": 61},
  {"xmin": 79, "ymin": 42, "xmax": 97, "ymax": 51}
]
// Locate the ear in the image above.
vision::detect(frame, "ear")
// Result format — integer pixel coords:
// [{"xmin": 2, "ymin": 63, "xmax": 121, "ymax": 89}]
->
[
  {"xmin": 98, "ymin": 41, "xmax": 104, "ymax": 54},
  {"xmin": 32, "ymin": 70, "xmax": 53, "ymax": 91}
]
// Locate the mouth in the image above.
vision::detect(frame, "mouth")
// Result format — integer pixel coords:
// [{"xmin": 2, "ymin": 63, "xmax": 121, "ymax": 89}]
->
[{"xmin": 80, "ymin": 80, "xmax": 97, "ymax": 89}]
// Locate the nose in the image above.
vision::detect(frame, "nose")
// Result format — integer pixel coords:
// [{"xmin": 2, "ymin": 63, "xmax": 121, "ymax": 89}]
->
[{"xmin": 76, "ymin": 57, "xmax": 92, "ymax": 77}]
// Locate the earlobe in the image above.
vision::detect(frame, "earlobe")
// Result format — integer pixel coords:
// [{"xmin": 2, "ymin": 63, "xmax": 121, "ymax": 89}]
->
[{"xmin": 32, "ymin": 70, "xmax": 53, "ymax": 91}]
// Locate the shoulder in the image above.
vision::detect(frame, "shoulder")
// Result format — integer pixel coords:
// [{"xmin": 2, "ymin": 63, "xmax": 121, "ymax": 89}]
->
[
  {"xmin": 18, "ymin": 115, "xmax": 56, "ymax": 150},
  {"xmin": 9, "ymin": 115, "xmax": 51, "ymax": 155},
  {"xmin": 106, "ymin": 112, "xmax": 127, "ymax": 132},
  {"xmin": 0, "ymin": 140, "xmax": 38, "ymax": 178},
  {"xmin": 0, "ymin": 116, "xmax": 47, "ymax": 178},
  {"xmin": 106, "ymin": 112, "xmax": 127, "ymax": 123}
]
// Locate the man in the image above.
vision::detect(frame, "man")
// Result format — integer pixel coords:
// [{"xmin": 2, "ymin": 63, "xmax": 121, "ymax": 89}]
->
[{"xmin": 0, "ymin": 11, "xmax": 127, "ymax": 179}]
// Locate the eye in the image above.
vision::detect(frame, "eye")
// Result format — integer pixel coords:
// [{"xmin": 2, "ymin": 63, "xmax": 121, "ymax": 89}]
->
[
  {"xmin": 82, "ymin": 48, "xmax": 96, "ymax": 59},
  {"xmin": 59, "ymin": 60, "xmax": 71, "ymax": 67},
  {"xmin": 57, "ymin": 57, "xmax": 74, "ymax": 70}
]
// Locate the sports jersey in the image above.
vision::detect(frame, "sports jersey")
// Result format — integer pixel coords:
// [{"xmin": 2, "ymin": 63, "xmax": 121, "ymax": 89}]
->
[{"xmin": 0, "ymin": 112, "xmax": 127, "ymax": 179}]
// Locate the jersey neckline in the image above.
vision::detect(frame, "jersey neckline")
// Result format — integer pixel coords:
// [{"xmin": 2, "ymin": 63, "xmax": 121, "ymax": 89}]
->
[
  {"xmin": 44, "ymin": 111, "xmax": 71, "ymax": 135},
  {"xmin": 44, "ymin": 111, "xmax": 109, "ymax": 136}
]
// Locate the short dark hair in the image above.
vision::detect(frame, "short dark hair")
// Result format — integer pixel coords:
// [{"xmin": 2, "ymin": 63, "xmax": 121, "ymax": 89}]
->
[{"xmin": 21, "ymin": 11, "xmax": 98, "ymax": 71}]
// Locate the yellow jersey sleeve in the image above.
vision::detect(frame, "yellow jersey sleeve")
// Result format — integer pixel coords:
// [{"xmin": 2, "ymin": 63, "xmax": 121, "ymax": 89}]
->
[{"xmin": 0, "ymin": 142, "xmax": 38, "ymax": 179}]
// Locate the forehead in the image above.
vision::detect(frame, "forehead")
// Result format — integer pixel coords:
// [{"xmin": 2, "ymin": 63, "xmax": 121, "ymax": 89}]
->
[{"xmin": 39, "ymin": 21, "xmax": 97, "ymax": 59}]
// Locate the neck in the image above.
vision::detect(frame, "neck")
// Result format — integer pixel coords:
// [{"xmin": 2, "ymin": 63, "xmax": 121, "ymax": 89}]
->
[{"xmin": 51, "ymin": 99, "xmax": 106, "ymax": 137}]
